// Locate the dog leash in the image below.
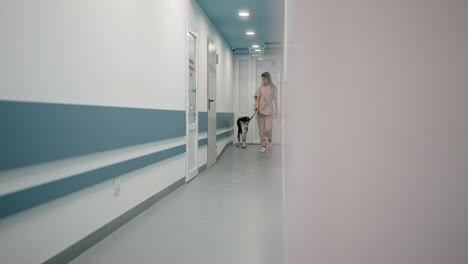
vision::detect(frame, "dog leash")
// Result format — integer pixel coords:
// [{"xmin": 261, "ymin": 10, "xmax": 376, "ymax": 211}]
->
[
  {"xmin": 239, "ymin": 110, "xmax": 258, "ymax": 126},
  {"xmin": 245, "ymin": 109, "xmax": 258, "ymax": 125},
  {"xmin": 250, "ymin": 109, "xmax": 258, "ymax": 120}
]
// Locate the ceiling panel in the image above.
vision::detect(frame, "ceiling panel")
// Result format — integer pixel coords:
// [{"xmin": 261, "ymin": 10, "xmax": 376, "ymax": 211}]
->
[{"xmin": 195, "ymin": 0, "xmax": 284, "ymax": 54}]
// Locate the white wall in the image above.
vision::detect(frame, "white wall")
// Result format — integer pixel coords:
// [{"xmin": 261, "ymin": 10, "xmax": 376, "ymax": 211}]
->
[
  {"xmin": 0, "ymin": 0, "xmax": 234, "ymax": 263},
  {"xmin": 216, "ymin": 45, "xmax": 234, "ymax": 112},
  {"xmin": 0, "ymin": 0, "xmax": 186, "ymax": 110},
  {"xmin": 284, "ymin": 1, "xmax": 468, "ymax": 264}
]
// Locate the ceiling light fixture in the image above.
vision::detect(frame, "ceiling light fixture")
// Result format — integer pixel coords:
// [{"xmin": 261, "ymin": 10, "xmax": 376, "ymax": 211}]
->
[
  {"xmin": 252, "ymin": 44, "xmax": 260, "ymax": 48},
  {"xmin": 246, "ymin": 31, "xmax": 255, "ymax": 35},
  {"xmin": 238, "ymin": 10, "xmax": 250, "ymax": 17}
]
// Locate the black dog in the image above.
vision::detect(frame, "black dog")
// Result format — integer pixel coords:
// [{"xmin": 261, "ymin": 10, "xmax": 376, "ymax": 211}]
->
[{"xmin": 236, "ymin": 116, "xmax": 251, "ymax": 148}]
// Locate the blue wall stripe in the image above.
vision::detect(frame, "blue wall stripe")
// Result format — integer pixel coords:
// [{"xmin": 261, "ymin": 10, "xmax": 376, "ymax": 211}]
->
[
  {"xmin": 217, "ymin": 129, "xmax": 234, "ymax": 141},
  {"xmin": 198, "ymin": 138, "xmax": 208, "ymax": 147},
  {"xmin": 198, "ymin": 128, "xmax": 234, "ymax": 147},
  {"xmin": 217, "ymin": 112, "xmax": 234, "ymax": 129},
  {"xmin": 0, "ymin": 145, "xmax": 186, "ymax": 219},
  {"xmin": 0, "ymin": 101, "xmax": 186, "ymax": 171},
  {"xmin": 198, "ymin": 112, "xmax": 234, "ymax": 133},
  {"xmin": 198, "ymin": 112, "xmax": 208, "ymax": 133}
]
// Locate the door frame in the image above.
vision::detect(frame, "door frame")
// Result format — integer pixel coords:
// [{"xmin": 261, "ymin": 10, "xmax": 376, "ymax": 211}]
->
[
  {"xmin": 207, "ymin": 38, "xmax": 217, "ymax": 168},
  {"xmin": 185, "ymin": 22, "xmax": 199, "ymax": 182}
]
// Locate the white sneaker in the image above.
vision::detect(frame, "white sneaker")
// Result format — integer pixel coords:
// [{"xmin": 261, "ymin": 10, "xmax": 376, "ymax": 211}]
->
[{"xmin": 260, "ymin": 146, "xmax": 266, "ymax": 153}]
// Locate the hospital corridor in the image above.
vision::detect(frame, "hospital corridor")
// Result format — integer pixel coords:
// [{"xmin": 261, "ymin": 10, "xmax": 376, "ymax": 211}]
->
[{"xmin": 1, "ymin": 0, "xmax": 468, "ymax": 264}]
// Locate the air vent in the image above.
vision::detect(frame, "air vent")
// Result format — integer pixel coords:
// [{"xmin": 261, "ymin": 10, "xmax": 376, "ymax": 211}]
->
[
  {"xmin": 264, "ymin": 41, "xmax": 283, "ymax": 46},
  {"xmin": 232, "ymin": 47, "xmax": 249, "ymax": 55}
]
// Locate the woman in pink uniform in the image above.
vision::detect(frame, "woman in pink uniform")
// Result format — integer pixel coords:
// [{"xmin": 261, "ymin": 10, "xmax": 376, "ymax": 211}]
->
[{"xmin": 256, "ymin": 72, "xmax": 278, "ymax": 153}]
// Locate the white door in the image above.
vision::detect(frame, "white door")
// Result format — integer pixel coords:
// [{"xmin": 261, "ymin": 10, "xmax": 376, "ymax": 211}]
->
[
  {"xmin": 186, "ymin": 30, "xmax": 198, "ymax": 182},
  {"xmin": 238, "ymin": 59, "xmax": 250, "ymax": 143},
  {"xmin": 207, "ymin": 40, "xmax": 217, "ymax": 168},
  {"xmin": 254, "ymin": 59, "xmax": 282, "ymax": 144}
]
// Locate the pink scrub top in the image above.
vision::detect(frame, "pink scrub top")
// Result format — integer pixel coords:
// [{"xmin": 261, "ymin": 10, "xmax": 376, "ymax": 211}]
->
[{"xmin": 256, "ymin": 85, "xmax": 277, "ymax": 116}]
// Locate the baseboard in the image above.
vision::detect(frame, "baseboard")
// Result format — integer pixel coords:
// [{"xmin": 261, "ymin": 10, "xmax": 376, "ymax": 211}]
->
[
  {"xmin": 44, "ymin": 177, "xmax": 185, "ymax": 264},
  {"xmin": 198, "ymin": 164, "xmax": 207, "ymax": 174}
]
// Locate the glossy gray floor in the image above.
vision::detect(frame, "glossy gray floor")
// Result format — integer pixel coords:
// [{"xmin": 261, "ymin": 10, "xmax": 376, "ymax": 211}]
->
[{"xmin": 71, "ymin": 145, "xmax": 284, "ymax": 264}]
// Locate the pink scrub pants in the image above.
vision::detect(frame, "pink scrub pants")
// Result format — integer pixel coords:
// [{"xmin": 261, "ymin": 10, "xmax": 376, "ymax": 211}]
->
[{"xmin": 257, "ymin": 113, "xmax": 272, "ymax": 147}]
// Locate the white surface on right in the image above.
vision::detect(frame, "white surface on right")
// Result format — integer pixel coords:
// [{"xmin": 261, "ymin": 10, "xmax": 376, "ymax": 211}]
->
[{"xmin": 283, "ymin": 1, "xmax": 468, "ymax": 264}]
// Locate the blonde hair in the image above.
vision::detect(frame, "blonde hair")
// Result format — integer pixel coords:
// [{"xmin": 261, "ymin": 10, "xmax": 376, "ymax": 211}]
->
[{"xmin": 261, "ymin": 71, "xmax": 278, "ymax": 95}]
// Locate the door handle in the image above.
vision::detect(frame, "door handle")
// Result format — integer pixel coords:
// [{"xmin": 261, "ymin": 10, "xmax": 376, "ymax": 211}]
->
[{"xmin": 208, "ymin": 99, "xmax": 215, "ymax": 110}]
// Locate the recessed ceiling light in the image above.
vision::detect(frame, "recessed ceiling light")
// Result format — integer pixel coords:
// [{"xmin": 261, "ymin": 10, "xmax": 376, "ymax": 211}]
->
[
  {"xmin": 252, "ymin": 44, "xmax": 260, "ymax": 48},
  {"xmin": 246, "ymin": 31, "xmax": 255, "ymax": 35},
  {"xmin": 238, "ymin": 10, "xmax": 250, "ymax": 17}
]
